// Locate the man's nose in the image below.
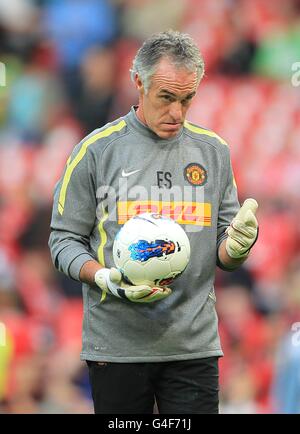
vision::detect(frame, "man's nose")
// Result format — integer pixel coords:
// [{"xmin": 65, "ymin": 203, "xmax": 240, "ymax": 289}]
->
[{"xmin": 169, "ymin": 101, "xmax": 183, "ymax": 122}]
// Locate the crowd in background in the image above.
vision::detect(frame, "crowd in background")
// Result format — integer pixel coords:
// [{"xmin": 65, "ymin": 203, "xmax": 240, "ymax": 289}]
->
[{"xmin": 0, "ymin": 0, "xmax": 300, "ymax": 414}]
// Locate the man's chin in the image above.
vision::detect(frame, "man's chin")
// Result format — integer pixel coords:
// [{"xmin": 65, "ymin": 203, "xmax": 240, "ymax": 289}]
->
[{"xmin": 155, "ymin": 127, "xmax": 181, "ymax": 139}]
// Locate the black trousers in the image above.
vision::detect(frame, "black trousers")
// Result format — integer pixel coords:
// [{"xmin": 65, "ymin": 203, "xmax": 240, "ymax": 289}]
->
[{"xmin": 86, "ymin": 357, "xmax": 219, "ymax": 414}]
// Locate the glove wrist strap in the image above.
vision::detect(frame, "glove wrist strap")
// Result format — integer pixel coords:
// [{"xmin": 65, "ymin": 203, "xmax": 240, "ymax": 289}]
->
[
  {"xmin": 95, "ymin": 268, "xmax": 122, "ymax": 298},
  {"xmin": 226, "ymin": 245, "xmax": 250, "ymax": 259}
]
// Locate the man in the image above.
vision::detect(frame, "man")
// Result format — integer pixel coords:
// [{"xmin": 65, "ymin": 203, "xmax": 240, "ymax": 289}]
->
[{"xmin": 49, "ymin": 30, "xmax": 258, "ymax": 414}]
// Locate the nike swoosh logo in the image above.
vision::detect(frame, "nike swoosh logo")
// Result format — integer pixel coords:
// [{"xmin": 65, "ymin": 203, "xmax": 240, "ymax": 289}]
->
[{"xmin": 122, "ymin": 169, "xmax": 141, "ymax": 177}]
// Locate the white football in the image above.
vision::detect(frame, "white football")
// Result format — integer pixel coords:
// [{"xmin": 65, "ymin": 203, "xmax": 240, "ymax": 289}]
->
[{"xmin": 113, "ymin": 213, "xmax": 191, "ymax": 286}]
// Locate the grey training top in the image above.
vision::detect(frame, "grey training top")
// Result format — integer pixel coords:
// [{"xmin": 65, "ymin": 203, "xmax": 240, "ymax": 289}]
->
[{"xmin": 49, "ymin": 106, "xmax": 240, "ymax": 362}]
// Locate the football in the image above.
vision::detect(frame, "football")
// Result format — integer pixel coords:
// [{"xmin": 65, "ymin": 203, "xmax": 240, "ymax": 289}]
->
[{"xmin": 113, "ymin": 213, "xmax": 191, "ymax": 287}]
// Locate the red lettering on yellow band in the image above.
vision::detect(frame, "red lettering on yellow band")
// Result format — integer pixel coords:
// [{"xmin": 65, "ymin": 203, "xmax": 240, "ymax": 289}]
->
[{"xmin": 117, "ymin": 201, "xmax": 211, "ymax": 226}]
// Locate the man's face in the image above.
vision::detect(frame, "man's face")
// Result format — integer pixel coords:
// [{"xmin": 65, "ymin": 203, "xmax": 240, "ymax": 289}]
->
[{"xmin": 135, "ymin": 57, "xmax": 198, "ymax": 139}]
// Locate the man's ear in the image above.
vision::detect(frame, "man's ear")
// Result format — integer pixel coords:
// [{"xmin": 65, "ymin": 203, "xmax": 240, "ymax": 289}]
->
[{"xmin": 134, "ymin": 73, "xmax": 144, "ymax": 93}]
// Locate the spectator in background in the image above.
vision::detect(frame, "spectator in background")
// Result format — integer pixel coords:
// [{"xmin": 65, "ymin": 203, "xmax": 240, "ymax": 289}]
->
[
  {"xmin": 271, "ymin": 259, "xmax": 300, "ymax": 413},
  {"xmin": 217, "ymin": 3, "xmax": 257, "ymax": 76},
  {"xmin": 43, "ymin": 0, "xmax": 119, "ymax": 102},
  {"xmin": 0, "ymin": 254, "xmax": 15, "ymax": 409},
  {"xmin": 251, "ymin": 0, "xmax": 300, "ymax": 79},
  {"xmin": 74, "ymin": 46, "xmax": 118, "ymax": 134},
  {"xmin": 120, "ymin": 0, "xmax": 185, "ymax": 40},
  {"xmin": 272, "ymin": 331, "xmax": 300, "ymax": 413},
  {"xmin": 6, "ymin": 43, "xmax": 65, "ymax": 144}
]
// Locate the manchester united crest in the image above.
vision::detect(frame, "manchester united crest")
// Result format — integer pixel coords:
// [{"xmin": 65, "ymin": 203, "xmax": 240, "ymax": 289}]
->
[{"xmin": 184, "ymin": 163, "xmax": 207, "ymax": 186}]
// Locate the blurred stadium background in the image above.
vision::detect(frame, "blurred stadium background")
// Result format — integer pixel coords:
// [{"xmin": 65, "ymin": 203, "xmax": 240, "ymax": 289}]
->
[{"xmin": 0, "ymin": 0, "xmax": 300, "ymax": 414}]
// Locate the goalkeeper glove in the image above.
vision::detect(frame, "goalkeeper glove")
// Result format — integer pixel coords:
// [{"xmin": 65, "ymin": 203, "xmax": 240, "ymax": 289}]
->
[
  {"xmin": 94, "ymin": 267, "xmax": 172, "ymax": 303},
  {"xmin": 226, "ymin": 198, "xmax": 258, "ymax": 259}
]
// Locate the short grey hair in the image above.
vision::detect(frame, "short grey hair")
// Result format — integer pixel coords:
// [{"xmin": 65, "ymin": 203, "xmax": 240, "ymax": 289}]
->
[{"xmin": 130, "ymin": 30, "xmax": 205, "ymax": 92}]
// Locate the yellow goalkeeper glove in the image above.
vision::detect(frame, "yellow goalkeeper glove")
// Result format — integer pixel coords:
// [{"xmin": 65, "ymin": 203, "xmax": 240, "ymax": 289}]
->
[
  {"xmin": 94, "ymin": 268, "xmax": 172, "ymax": 303},
  {"xmin": 226, "ymin": 198, "xmax": 259, "ymax": 259}
]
